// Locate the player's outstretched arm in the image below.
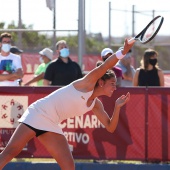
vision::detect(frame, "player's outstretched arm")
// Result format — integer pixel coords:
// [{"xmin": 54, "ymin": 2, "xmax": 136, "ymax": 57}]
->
[{"xmin": 80, "ymin": 39, "xmax": 135, "ymax": 89}]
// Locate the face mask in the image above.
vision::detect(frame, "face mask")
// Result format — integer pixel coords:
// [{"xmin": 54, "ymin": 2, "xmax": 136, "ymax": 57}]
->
[
  {"xmin": 39, "ymin": 57, "xmax": 44, "ymax": 63},
  {"xmin": 60, "ymin": 48, "xmax": 69, "ymax": 58},
  {"xmin": 149, "ymin": 58, "xmax": 157, "ymax": 66},
  {"xmin": 2, "ymin": 44, "xmax": 11, "ymax": 53}
]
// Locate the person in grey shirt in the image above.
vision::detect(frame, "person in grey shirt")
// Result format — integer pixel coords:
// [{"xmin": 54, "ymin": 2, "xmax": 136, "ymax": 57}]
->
[{"xmin": 115, "ymin": 47, "xmax": 135, "ymax": 87}]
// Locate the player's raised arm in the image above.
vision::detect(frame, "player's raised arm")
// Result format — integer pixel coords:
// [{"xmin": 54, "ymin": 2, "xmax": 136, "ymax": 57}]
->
[{"xmin": 83, "ymin": 38, "xmax": 135, "ymax": 86}]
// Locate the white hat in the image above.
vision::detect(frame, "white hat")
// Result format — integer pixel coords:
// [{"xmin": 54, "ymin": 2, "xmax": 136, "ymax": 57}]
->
[
  {"xmin": 101, "ymin": 48, "xmax": 113, "ymax": 58},
  {"xmin": 39, "ymin": 48, "xmax": 53, "ymax": 60}
]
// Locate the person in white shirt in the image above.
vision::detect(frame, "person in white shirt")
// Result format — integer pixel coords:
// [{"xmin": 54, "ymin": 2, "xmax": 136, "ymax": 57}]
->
[{"xmin": 0, "ymin": 32, "xmax": 23, "ymax": 86}]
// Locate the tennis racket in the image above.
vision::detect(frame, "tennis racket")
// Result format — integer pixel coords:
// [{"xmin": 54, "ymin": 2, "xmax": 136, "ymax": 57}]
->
[{"xmin": 129, "ymin": 15, "xmax": 164, "ymax": 44}]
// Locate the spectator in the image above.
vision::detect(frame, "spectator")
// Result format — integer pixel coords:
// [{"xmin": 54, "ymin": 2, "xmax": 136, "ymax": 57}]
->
[
  {"xmin": 101, "ymin": 48, "xmax": 122, "ymax": 87},
  {"xmin": 44, "ymin": 40, "xmax": 83, "ymax": 86},
  {"xmin": 115, "ymin": 47, "xmax": 135, "ymax": 87},
  {"xmin": 0, "ymin": 32, "xmax": 23, "ymax": 86},
  {"xmin": 10, "ymin": 46, "xmax": 23, "ymax": 85},
  {"xmin": 10, "ymin": 46, "xmax": 23, "ymax": 55},
  {"xmin": 24, "ymin": 48, "xmax": 53, "ymax": 86},
  {"xmin": 133, "ymin": 48, "xmax": 164, "ymax": 86}
]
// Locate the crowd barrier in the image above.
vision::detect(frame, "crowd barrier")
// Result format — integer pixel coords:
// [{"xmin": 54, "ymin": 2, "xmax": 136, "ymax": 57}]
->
[{"xmin": 0, "ymin": 86, "xmax": 170, "ymax": 162}]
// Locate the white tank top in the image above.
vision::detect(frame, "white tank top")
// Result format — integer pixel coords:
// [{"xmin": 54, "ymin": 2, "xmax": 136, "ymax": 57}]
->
[{"xmin": 19, "ymin": 83, "xmax": 96, "ymax": 134}]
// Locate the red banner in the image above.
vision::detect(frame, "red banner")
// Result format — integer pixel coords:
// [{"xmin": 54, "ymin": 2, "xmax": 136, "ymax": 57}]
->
[
  {"xmin": 21, "ymin": 53, "xmax": 170, "ymax": 87},
  {"xmin": 0, "ymin": 87, "xmax": 170, "ymax": 161}
]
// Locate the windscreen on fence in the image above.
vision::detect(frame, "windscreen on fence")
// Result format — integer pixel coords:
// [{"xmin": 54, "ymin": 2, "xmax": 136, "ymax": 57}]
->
[{"xmin": 0, "ymin": 87, "xmax": 169, "ymax": 162}]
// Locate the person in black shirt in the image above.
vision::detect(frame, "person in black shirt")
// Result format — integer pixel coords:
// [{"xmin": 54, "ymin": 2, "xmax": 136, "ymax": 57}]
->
[
  {"xmin": 133, "ymin": 48, "xmax": 164, "ymax": 87},
  {"xmin": 43, "ymin": 40, "xmax": 83, "ymax": 86}
]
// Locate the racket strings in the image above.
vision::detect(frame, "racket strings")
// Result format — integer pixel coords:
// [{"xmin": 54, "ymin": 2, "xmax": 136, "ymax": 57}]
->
[{"xmin": 141, "ymin": 16, "xmax": 163, "ymax": 43}]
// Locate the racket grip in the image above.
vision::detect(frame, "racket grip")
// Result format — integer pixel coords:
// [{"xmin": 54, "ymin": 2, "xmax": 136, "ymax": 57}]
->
[{"xmin": 128, "ymin": 37, "xmax": 136, "ymax": 44}]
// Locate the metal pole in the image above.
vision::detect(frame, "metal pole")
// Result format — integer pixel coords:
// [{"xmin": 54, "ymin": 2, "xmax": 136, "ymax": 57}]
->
[
  {"xmin": 132, "ymin": 5, "xmax": 137, "ymax": 68},
  {"xmin": 152, "ymin": 10, "xmax": 155, "ymax": 19},
  {"xmin": 18, "ymin": 0, "xmax": 22, "ymax": 48},
  {"xmin": 132, "ymin": 5, "xmax": 135, "ymax": 37},
  {"xmin": 78, "ymin": 0, "xmax": 85, "ymax": 70},
  {"xmin": 83, "ymin": 0, "xmax": 86, "ymax": 56},
  {"xmin": 152, "ymin": 10, "xmax": 155, "ymax": 47},
  {"xmin": 53, "ymin": 0, "xmax": 56, "ymax": 53},
  {"xmin": 108, "ymin": 2, "xmax": 111, "ymax": 47}
]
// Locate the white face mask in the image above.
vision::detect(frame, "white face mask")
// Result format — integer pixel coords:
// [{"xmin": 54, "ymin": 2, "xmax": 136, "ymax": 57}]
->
[
  {"xmin": 39, "ymin": 57, "xmax": 44, "ymax": 63},
  {"xmin": 60, "ymin": 48, "xmax": 69, "ymax": 58},
  {"xmin": 1, "ymin": 44, "xmax": 11, "ymax": 53}
]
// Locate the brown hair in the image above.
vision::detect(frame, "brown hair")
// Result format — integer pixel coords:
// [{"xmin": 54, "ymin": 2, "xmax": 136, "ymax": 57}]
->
[
  {"xmin": 0, "ymin": 32, "xmax": 12, "ymax": 42},
  {"xmin": 55, "ymin": 40, "xmax": 67, "ymax": 50},
  {"xmin": 140, "ymin": 48, "xmax": 159, "ymax": 70},
  {"xmin": 95, "ymin": 61, "xmax": 116, "ymax": 87}
]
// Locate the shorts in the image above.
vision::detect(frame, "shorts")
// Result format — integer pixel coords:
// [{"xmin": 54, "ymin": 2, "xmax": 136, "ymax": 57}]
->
[{"xmin": 23, "ymin": 123, "xmax": 48, "ymax": 137}]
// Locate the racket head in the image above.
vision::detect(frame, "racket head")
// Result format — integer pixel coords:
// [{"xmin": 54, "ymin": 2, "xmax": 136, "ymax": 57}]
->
[{"xmin": 137, "ymin": 16, "xmax": 164, "ymax": 44}]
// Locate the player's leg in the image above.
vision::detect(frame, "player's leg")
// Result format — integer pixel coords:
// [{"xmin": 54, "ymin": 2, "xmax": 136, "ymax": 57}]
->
[
  {"xmin": 0, "ymin": 123, "xmax": 36, "ymax": 169},
  {"xmin": 38, "ymin": 132, "xmax": 75, "ymax": 170}
]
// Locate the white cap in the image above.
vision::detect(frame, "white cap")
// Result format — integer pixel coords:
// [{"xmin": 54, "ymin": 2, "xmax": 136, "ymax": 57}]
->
[
  {"xmin": 101, "ymin": 48, "xmax": 113, "ymax": 58},
  {"xmin": 39, "ymin": 48, "xmax": 53, "ymax": 60}
]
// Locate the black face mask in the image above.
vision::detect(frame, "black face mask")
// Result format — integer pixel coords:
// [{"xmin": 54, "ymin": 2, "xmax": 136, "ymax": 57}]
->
[{"xmin": 149, "ymin": 58, "xmax": 157, "ymax": 66}]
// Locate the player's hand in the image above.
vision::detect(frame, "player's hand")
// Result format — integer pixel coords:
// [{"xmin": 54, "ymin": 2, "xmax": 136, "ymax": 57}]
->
[
  {"xmin": 115, "ymin": 92, "xmax": 130, "ymax": 108},
  {"xmin": 122, "ymin": 38, "xmax": 135, "ymax": 55}
]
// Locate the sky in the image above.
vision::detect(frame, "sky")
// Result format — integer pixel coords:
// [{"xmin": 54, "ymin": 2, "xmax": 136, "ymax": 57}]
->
[{"xmin": 1, "ymin": 0, "xmax": 170, "ymax": 38}]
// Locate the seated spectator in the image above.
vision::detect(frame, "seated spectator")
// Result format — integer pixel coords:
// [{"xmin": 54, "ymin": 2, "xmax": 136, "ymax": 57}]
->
[
  {"xmin": 101, "ymin": 48, "xmax": 122, "ymax": 87},
  {"xmin": 115, "ymin": 47, "xmax": 135, "ymax": 87},
  {"xmin": 10, "ymin": 46, "xmax": 23, "ymax": 55},
  {"xmin": 24, "ymin": 48, "xmax": 53, "ymax": 86},
  {"xmin": 133, "ymin": 48, "xmax": 164, "ymax": 86}
]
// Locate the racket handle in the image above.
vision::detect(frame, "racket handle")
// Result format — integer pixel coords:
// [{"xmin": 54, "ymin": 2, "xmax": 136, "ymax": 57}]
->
[{"xmin": 128, "ymin": 37, "xmax": 136, "ymax": 44}]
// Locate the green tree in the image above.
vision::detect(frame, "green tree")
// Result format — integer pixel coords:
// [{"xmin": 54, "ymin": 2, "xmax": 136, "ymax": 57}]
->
[{"xmin": 0, "ymin": 21, "xmax": 53, "ymax": 51}]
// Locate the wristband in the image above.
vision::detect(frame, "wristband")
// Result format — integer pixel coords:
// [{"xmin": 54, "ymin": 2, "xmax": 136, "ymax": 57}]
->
[{"xmin": 116, "ymin": 50, "xmax": 125, "ymax": 59}]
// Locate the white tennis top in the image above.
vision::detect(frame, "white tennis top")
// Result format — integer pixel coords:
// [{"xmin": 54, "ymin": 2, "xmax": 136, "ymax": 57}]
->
[{"xmin": 18, "ymin": 83, "xmax": 96, "ymax": 135}]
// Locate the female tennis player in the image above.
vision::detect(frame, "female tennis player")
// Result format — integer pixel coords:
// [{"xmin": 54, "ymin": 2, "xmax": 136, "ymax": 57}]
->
[{"xmin": 0, "ymin": 38, "xmax": 134, "ymax": 170}]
